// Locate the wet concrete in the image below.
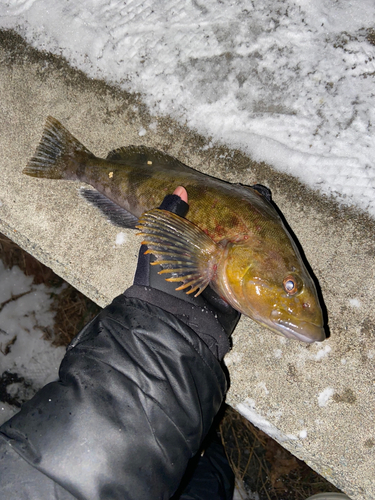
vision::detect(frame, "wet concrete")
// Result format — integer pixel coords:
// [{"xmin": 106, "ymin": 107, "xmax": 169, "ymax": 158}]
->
[{"xmin": 0, "ymin": 30, "xmax": 374, "ymax": 499}]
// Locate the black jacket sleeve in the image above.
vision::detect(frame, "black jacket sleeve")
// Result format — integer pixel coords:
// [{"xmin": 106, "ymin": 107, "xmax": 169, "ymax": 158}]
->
[{"xmin": 0, "ymin": 294, "xmax": 227, "ymax": 500}]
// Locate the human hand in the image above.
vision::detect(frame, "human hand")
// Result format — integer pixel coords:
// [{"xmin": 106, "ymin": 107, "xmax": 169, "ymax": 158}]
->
[{"xmin": 129, "ymin": 186, "xmax": 241, "ymax": 359}]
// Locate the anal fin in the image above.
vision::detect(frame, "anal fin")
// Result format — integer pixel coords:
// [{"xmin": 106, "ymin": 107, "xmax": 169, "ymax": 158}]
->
[{"xmin": 80, "ymin": 189, "xmax": 139, "ymax": 229}]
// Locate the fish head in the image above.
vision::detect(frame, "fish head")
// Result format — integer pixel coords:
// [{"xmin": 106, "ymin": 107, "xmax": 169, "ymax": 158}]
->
[{"xmin": 215, "ymin": 239, "xmax": 326, "ymax": 343}]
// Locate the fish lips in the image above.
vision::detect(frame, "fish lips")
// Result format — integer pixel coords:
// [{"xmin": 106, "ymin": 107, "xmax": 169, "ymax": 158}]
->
[{"xmin": 270, "ymin": 310, "xmax": 326, "ymax": 343}]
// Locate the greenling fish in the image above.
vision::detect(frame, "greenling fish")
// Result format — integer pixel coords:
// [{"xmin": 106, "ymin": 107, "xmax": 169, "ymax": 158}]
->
[{"xmin": 23, "ymin": 116, "xmax": 326, "ymax": 343}]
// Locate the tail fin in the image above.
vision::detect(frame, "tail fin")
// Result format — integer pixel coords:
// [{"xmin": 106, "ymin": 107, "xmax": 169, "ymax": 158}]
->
[{"xmin": 23, "ymin": 116, "xmax": 93, "ymax": 179}]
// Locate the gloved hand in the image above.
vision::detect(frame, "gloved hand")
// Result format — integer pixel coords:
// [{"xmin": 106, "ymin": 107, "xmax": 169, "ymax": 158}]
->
[{"xmin": 126, "ymin": 191, "xmax": 241, "ymax": 360}]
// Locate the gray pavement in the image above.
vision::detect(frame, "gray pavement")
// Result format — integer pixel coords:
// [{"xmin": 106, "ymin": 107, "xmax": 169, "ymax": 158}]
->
[{"xmin": 1, "ymin": 30, "xmax": 374, "ymax": 499}]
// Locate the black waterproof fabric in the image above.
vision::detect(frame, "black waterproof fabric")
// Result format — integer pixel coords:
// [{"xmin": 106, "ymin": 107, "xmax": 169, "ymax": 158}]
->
[{"xmin": 0, "ymin": 295, "xmax": 227, "ymax": 500}]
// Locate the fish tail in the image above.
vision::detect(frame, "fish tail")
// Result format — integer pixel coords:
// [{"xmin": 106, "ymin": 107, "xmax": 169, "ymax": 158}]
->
[{"xmin": 23, "ymin": 116, "xmax": 93, "ymax": 179}]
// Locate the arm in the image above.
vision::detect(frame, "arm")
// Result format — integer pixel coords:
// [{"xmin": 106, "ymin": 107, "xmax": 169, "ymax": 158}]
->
[
  {"xmin": 0, "ymin": 295, "xmax": 227, "ymax": 500},
  {"xmin": 0, "ymin": 190, "xmax": 239, "ymax": 500}
]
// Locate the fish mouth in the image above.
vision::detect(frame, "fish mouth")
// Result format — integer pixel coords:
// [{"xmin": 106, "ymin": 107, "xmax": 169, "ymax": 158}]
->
[{"xmin": 270, "ymin": 311, "xmax": 326, "ymax": 343}]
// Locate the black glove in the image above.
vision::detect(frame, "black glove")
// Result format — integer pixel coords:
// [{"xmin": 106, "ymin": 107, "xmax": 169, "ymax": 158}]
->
[{"xmin": 126, "ymin": 194, "xmax": 240, "ymax": 360}]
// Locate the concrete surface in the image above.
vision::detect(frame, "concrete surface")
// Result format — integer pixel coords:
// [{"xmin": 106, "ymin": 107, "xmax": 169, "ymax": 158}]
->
[{"xmin": 0, "ymin": 30, "xmax": 374, "ymax": 499}]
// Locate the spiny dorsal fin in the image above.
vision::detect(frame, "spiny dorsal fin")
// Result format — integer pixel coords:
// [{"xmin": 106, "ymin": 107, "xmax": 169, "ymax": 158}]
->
[
  {"xmin": 106, "ymin": 145, "xmax": 192, "ymax": 172},
  {"xmin": 251, "ymin": 184, "xmax": 272, "ymax": 201}
]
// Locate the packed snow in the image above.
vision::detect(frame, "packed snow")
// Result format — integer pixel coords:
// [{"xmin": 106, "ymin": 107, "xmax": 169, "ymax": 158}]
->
[{"xmin": 1, "ymin": 0, "xmax": 375, "ymax": 217}]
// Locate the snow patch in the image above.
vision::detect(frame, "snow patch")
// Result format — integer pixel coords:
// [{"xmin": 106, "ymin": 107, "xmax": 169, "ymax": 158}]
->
[
  {"xmin": 315, "ymin": 344, "xmax": 332, "ymax": 361},
  {"xmin": 257, "ymin": 382, "xmax": 269, "ymax": 395},
  {"xmin": 348, "ymin": 298, "xmax": 362, "ymax": 308},
  {"xmin": 224, "ymin": 351, "xmax": 244, "ymax": 367},
  {"xmin": 115, "ymin": 232, "xmax": 128, "ymax": 245},
  {"xmin": 237, "ymin": 399, "xmax": 297, "ymax": 442},
  {"xmin": 273, "ymin": 348, "xmax": 282, "ymax": 358},
  {"xmin": 299, "ymin": 429, "xmax": 307, "ymax": 439},
  {"xmin": 1, "ymin": 1, "xmax": 375, "ymax": 217},
  {"xmin": 0, "ymin": 261, "xmax": 65, "ymax": 425},
  {"xmin": 318, "ymin": 387, "xmax": 335, "ymax": 407}
]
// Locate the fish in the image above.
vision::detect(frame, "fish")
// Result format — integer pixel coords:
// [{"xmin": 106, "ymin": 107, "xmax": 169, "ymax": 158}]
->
[{"xmin": 23, "ymin": 116, "xmax": 326, "ymax": 343}]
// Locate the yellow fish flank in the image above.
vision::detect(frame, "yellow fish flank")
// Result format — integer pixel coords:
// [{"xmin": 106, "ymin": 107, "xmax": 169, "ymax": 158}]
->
[{"xmin": 23, "ymin": 116, "xmax": 326, "ymax": 343}]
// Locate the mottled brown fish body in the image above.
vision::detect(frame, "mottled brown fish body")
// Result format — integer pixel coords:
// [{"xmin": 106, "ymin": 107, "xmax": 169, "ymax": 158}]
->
[
  {"xmin": 76, "ymin": 158, "xmax": 285, "ymax": 244},
  {"xmin": 24, "ymin": 116, "xmax": 326, "ymax": 343}
]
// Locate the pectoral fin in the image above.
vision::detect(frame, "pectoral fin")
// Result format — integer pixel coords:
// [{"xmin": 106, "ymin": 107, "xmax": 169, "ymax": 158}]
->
[{"xmin": 136, "ymin": 209, "xmax": 221, "ymax": 296}]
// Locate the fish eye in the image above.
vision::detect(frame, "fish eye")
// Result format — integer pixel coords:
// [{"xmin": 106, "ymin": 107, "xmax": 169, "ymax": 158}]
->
[{"xmin": 283, "ymin": 275, "xmax": 298, "ymax": 295}]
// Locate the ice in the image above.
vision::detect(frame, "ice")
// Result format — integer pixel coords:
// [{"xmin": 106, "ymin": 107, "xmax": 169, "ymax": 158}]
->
[{"xmin": 1, "ymin": 1, "xmax": 375, "ymax": 217}]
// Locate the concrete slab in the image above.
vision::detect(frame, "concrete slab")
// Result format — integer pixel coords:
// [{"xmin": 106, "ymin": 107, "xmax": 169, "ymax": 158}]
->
[{"xmin": 0, "ymin": 30, "xmax": 374, "ymax": 499}]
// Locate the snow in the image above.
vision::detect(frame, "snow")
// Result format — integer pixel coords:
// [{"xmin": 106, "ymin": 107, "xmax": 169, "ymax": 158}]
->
[
  {"xmin": 257, "ymin": 381, "xmax": 269, "ymax": 395},
  {"xmin": 318, "ymin": 387, "xmax": 335, "ymax": 407},
  {"xmin": 315, "ymin": 344, "xmax": 332, "ymax": 361},
  {"xmin": 115, "ymin": 231, "xmax": 128, "ymax": 245},
  {"xmin": 299, "ymin": 429, "xmax": 307, "ymax": 439},
  {"xmin": 224, "ymin": 351, "xmax": 244, "ymax": 367},
  {"xmin": 0, "ymin": 261, "xmax": 65, "ymax": 425},
  {"xmin": 1, "ymin": 0, "xmax": 375, "ymax": 217},
  {"xmin": 0, "ymin": 4, "xmax": 373, "ymax": 493},
  {"xmin": 237, "ymin": 399, "xmax": 298, "ymax": 442},
  {"xmin": 234, "ymin": 481, "xmax": 260, "ymax": 500},
  {"xmin": 348, "ymin": 298, "xmax": 361, "ymax": 308}
]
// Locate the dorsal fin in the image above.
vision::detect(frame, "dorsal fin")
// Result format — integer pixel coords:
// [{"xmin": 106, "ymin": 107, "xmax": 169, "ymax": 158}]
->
[
  {"xmin": 251, "ymin": 184, "xmax": 272, "ymax": 201},
  {"xmin": 106, "ymin": 145, "xmax": 192, "ymax": 172}
]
